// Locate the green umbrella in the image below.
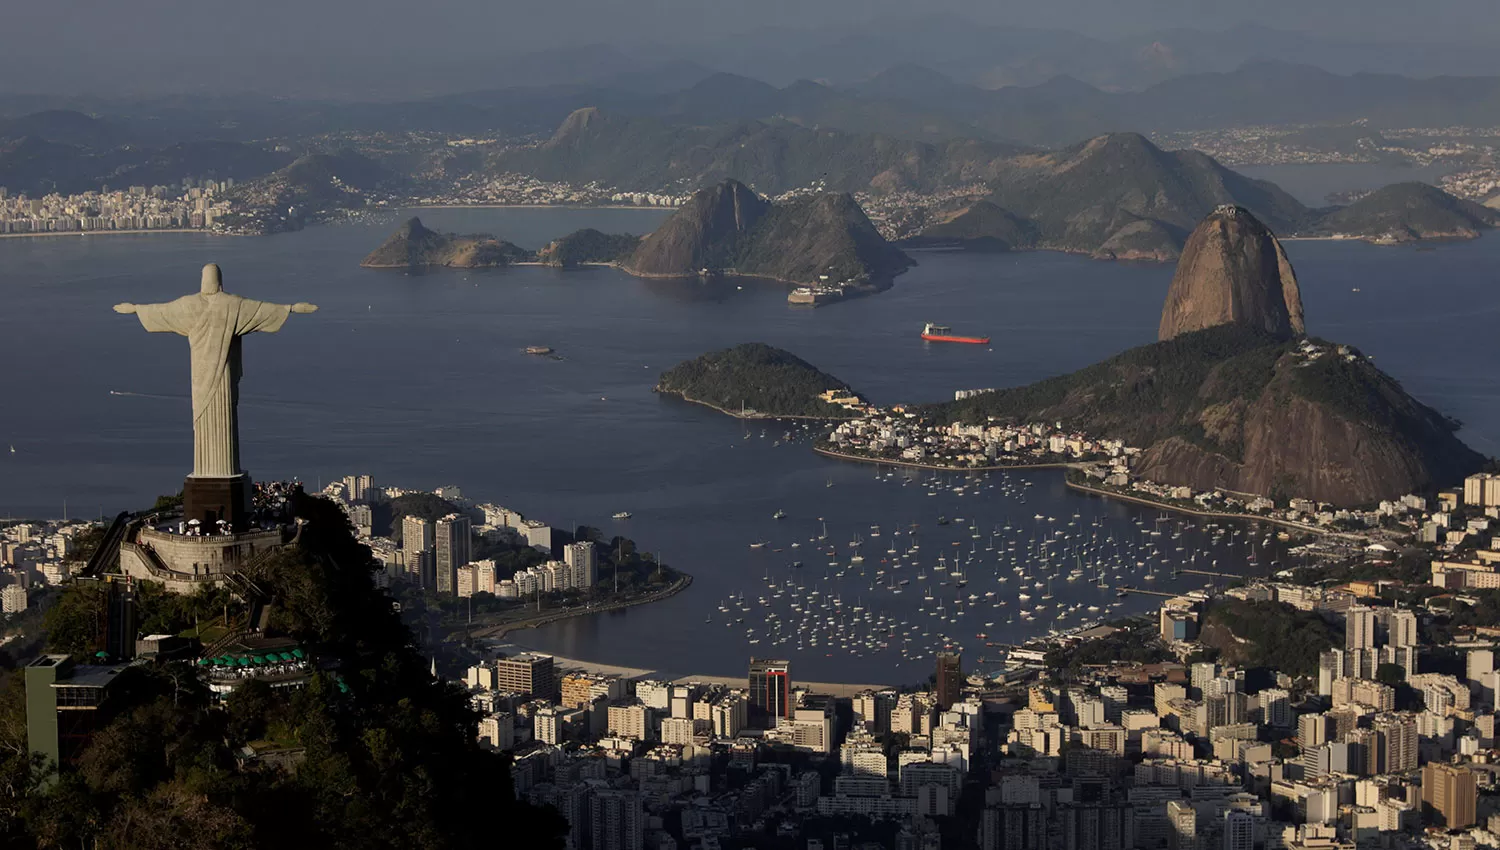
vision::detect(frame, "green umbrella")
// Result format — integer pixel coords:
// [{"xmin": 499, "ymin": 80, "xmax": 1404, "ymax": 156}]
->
[
  {"xmin": 290, "ymin": 648, "xmax": 305, "ymax": 659},
  {"xmin": 278, "ymin": 652, "xmax": 294, "ymax": 662},
  {"xmin": 195, "ymin": 659, "xmax": 208, "ymax": 666},
  {"xmin": 237, "ymin": 657, "xmax": 251, "ymax": 666},
  {"xmin": 251, "ymin": 655, "xmax": 266, "ymax": 665}
]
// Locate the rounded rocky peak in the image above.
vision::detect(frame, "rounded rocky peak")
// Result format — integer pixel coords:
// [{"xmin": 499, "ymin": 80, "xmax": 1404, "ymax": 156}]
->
[{"xmin": 1159, "ymin": 206, "xmax": 1306, "ymax": 341}]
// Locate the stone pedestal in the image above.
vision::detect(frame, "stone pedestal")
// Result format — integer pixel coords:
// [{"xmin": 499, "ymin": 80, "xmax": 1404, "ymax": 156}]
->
[{"xmin": 183, "ymin": 473, "xmax": 251, "ymax": 531}]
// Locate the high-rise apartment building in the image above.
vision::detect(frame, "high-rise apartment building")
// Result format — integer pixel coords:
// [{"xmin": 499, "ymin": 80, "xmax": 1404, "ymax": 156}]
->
[
  {"xmin": 1463, "ymin": 472, "xmax": 1500, "ymax": 508},
  {"xmin": 434, "ymin": 513, "xmax": 471, "ymax": 596},
  {"xmin": 748, "ymin": 658, "xmax": 791, "ymax": 724},
  {"xmin": 1223, "ymin": 811, "xmax": 1254, "ymax": 850},
  {"xmin": 1373, "ymin": 713, "xmax": 1418, "ymax": 774},
  {"xmin": 1260, "ymin": 688, "xmax": 1292, "ymax": 729},
  {"xmin": 1166, "ymin": 799, "xmax": 1197, "ymax": 850},
  {"xmin": 1346, "ymin": 606, "xmax": 1376, "ymax": 651},
  {"xmin": 401, "ymin": 516, "xmax": 433, "ymax": 588},
  {"xmin": 589, "ymin": 789, "xmax": 643, "ymax": 850},
  {"xmin": 494, "ymin": 653, "xmax": 556, "ymax": 700},
  {"xmin": 935, "ymin": 652, "xmax": 962, "ymax": 711},
  {"xmin": 1422, "ymin": 762, "xmax": 1477, "ymax": 828},
  {"xmin": 1388, "ymin": 609, "xmax": 1418, "ymax": 648},
  {"xmin": 565, "ymin": 541, "xmax": 597, "ymax": 590}
]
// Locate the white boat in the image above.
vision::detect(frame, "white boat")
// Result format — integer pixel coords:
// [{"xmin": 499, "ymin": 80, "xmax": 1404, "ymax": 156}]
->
[
  {"xmin": 612, "ymin": 511, "xmax": 632, "ymax": 520},
  {"xmin": 773, "ymin": 509, "xmax": 787, "ymax": 520}
]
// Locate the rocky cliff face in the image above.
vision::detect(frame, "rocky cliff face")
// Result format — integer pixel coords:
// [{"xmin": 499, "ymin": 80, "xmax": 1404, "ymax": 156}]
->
[
  {"xmin": 624, "ymin": 179, "xmax": 769, "ymax": 276},
  {"xmin": 1132, "ymin": 348, "xmax": 1480, "ymax": 505},
  {"xmin": 1158, "ymin": 206, "xmax": 1305, "ymax": 341}
]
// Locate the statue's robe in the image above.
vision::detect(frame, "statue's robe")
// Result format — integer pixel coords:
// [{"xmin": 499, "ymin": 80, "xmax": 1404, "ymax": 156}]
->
[{"xmin": 131, "ymin": 293, "xmax": 292, "ymax": 477}]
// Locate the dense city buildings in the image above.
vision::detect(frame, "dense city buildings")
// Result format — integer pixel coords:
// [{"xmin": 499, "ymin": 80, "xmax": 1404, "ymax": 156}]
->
[{"xmin": 0, "ymin": 181, "xmax": 234, "ymax": 234}]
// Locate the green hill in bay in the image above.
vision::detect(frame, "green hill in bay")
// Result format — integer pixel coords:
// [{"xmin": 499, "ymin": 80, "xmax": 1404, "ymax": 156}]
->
[
  {"xmin": 535, "ymin": 228, "xmax": 641, "ymax": 266},
  {"xmin": 656, "ymin": 343, "xmax": 860, "ymax": 418}
]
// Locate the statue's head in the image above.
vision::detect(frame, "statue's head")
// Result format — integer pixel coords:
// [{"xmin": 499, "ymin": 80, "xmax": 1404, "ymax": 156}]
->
[{"xmin": 200, "ymin": 263, "xmax": 223, "ymax": 294}]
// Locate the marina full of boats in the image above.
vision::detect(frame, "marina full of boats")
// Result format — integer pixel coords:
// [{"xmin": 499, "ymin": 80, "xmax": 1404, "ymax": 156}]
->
[{"xmin": 706, "ymin": 465, "xmax": 1294, "ymax": 676}]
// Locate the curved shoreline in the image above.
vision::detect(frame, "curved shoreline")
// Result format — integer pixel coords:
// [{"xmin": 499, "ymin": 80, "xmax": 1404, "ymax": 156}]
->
[
  {"xmin": 1063, "ymin": 479, "xmax": 1367, "ymax": 540},
  {"xmin": 473, "ymin": 571, "xmax": 694, "ymax": 640},
  {"xmin": 657, "ymin": 390, "xmax": 850, "ymax": 421},
  {"xmin": 812, "ymin": 445, "xmax": 1082, "ymax": 472},
  {"xmin": 814, "ymin": 445, "xmax": 1364, "ymax": 540}
]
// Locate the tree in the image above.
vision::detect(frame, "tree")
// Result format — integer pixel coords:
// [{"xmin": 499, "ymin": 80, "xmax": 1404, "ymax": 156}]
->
[
  {"xmin": 1375, "ymin": 663, "xmax": 1406, "ymax": 687},
  {"xmin": 43, "ymin": 581, "xmax": 109, "ymax": 659}
]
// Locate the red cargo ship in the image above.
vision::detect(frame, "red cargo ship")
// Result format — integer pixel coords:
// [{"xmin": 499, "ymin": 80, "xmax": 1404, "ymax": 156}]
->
[{"xmin": 921, "ymin": 322, "xmax": 990, "ymax": 344}]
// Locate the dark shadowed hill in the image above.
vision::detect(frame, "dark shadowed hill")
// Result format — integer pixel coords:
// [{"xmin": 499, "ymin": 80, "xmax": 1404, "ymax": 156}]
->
[
  {"xmin": 360, "ymin": 217, "xmax": 531, "ymax": 268},
  {"xmin": 624, "ymin": 179, "xmax": 912, "ymax": 285},
  {"xmin": 933, "ymin": 325, "xmax": 1480, "ymax": 506},
  {"xmin": 656, "ymin": 343, "xmax": 859, "ymax": 418},
  {"xmin": 983, "ymin": 133, "xmax": 1312, "ymax": 260},
  {"xmin": 1311, "ymin": 182, "xmax": 1500, "ymax": 243}
]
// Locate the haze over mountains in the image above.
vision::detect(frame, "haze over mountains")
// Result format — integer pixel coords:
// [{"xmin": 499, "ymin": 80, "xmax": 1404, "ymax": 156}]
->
[{"xmin": 8, "ymin": 12, "xmax": 1500, "ymax": 98}]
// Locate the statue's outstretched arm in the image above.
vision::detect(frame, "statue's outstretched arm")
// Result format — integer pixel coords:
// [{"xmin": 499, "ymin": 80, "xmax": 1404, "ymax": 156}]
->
[{"xmin": 292, "ymin": 303, "xmax": 318, "ymax": 314}]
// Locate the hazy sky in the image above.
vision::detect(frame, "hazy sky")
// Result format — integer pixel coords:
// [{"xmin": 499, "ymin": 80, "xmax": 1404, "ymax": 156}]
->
[
  {"xmin": 9, "ymin": 0, "xmax": 1498, "ymax": 58},
  {"xmin": 4, "ymin": 0, "xmax": 1498, "ymax": 98}
]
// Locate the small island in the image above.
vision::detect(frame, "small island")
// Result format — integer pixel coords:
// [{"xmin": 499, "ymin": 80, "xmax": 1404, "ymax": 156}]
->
[
  {"xmin": 623, "ymin": 179, "xmax": 914, "ymax": 303},
  {"xmin": 360, "ymin": 217, "xmax": 532, "ymax": 268},
  {"xmin": 655, "ymin": 343, "xmax": 865, "ymax": 419}
]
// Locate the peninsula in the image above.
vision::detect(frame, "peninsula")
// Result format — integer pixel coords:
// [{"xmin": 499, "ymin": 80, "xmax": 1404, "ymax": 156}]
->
[{"xmin": 656, "ymin": 343, "xmax": 864, "ymax": 419}]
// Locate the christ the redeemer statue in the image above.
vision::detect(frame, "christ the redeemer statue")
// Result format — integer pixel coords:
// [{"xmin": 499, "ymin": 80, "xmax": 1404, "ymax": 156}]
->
[{"xmin": 115, "ymin": 263, "xmax": 315, "ymax": 528}]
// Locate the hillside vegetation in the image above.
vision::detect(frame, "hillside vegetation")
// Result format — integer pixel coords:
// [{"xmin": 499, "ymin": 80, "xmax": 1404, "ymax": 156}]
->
[
  {"xmin": 1198, "ymin": 599, "xmax": 1338, "ymax": 677},
  {"xmin": 932, "ymin": 325, "xmax": 1481, "ymax": 505},
  {"xmin": 656, "ymin": 343, "xmax": 858, "ymax": 418}
]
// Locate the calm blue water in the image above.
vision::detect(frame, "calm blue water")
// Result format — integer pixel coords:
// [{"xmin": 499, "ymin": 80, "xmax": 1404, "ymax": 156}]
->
[
  {"xmin": 1235, "ymin": 162, "xmax": 1452, "ymax": 206},
  {"xmin": 1, "ymin": 205, "xmax": 1497, "ymax": 683}
]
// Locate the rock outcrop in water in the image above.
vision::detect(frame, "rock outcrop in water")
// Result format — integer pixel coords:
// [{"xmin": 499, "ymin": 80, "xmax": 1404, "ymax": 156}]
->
[
  {"xmin": 623, "ymin": 179, "xmax": 912, "ymax": 286},
  {"xmin": 1158, "ymin": 205, "xmax": 1305, "ymax": 341},
  {"xmin": 360, "ymin": 217, "xmax": 530, "ymax": 268}
]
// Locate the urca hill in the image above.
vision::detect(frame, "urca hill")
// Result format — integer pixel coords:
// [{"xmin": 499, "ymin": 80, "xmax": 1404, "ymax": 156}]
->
[
  {"xmin": 623, "ymin": 179, "xmax": 913, "ymax": 288},
  {"xmin": 938, "ymin": 206, "xmax": 1481, "ymax": 506}
]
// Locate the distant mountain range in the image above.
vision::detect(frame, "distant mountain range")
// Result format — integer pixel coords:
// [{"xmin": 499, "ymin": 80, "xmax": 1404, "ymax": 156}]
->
[
  {"xmin": 7, "ymin": 59, "xmax": 1500, "ymax": 149},
  {"xmin": 505, "ymin": 122, "xmax": 1495, "ymax": 260},
  {"xmin": 0, "ymin": 133, "xmax": 291, "ymax": 196},
  {"xmin": 491, "ymin": 107, "xmax": 1026, "ymax": 195}
]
